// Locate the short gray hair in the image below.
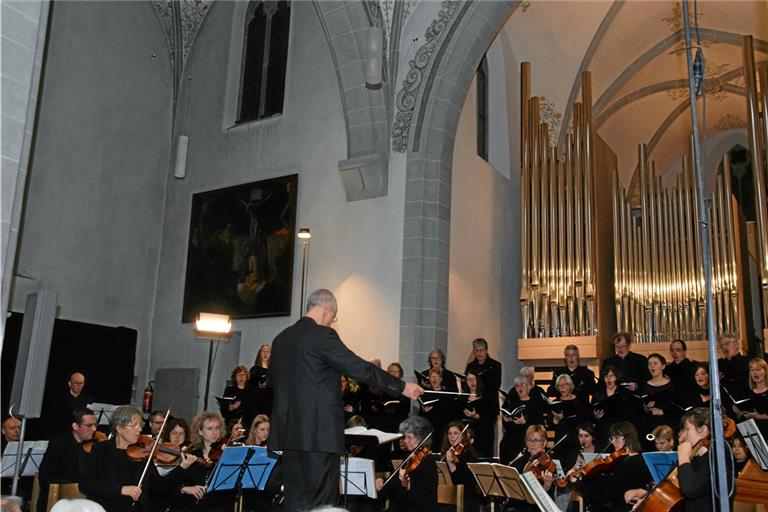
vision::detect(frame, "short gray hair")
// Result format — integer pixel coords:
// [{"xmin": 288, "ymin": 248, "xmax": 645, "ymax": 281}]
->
[
  {"xmin": 472, "ymin": 338, "xmax": 488, "ymax": 350},
  {"xmin": 399, "ymin": 415, "xmax": 432, "ymax": 442},
  {"xmin": 51, "ymin": 500, "xmax": 106, "ymax": 512},
  {"xmin": 513, "ymin": 376, "xmax": 531, "ymax": 388},
  {"xmin": 109, "ymin": 405, "xmax": 142, "ymax": 433},
  {"xmin": 556, "ymin": 374, "xmax": 574, "ymax": 388},
  {"xmin": 305, "ymin": 289, "xmax": 337, "ymax": 313}
]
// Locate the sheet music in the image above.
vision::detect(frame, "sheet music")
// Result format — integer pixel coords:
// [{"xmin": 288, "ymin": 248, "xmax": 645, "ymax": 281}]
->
[
  {"xmin": 520, "ymin": 472, "xmax": 563, "ymax": 511},
  {"xmin": 339, "ymin": 457, "xmax": 376, "ymax": 498},
  {"xmin": 737, "ymin": 419, "xmax": 768, "ymax": 470},
  {"xmin": 492, "ymin": 464, "xmax": 531, "ymax": 502},
  {"xmin": 1, "ymin": 441, "xmax": 48, "ymax": 477}
]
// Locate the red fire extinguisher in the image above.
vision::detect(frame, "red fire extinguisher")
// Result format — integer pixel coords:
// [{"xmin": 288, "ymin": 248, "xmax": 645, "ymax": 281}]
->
[{"xmin": 143, "ymin": 381, "xmax": 154, "ymax": 413}]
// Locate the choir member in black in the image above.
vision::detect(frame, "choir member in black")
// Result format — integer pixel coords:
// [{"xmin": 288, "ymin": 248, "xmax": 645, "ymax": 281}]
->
[
  {"xmin": 162, "ymin": 417, "xmax": 190, "ymax": 448},
  {"xmin": 375, "ymin": 416, "xmax": 437, "ymax": 512},
  {"xmin": 718, "ymin": 333, "xmax": 749, "ymax": 396},
  {"xmin": 220, "ymin": 365, "xmax": 255, "ymax": 429},
  {"xmin": 572, "ymin": 421, "xmax": 651, "ymax": 512},
  {"xmin": 731, "ymin": 435, "xmax": 750, "ymax": 476},
  {"xmin": 733, "ymin": 357, "xmax": 768, "ymax": 439},
  {"xmin": 341, "ymin": 374, "xmax": 364, "ymax": 422},
  {"xmin": 520, "ymin": 366, "xmax": 548, "ymax": 402},
  {"xmin": 499, "ymin": 376, "xmax": 545, "ymax": 464},
  {"xmin": 601, "ymin": 332, "xmax": 649, "ymax": 392},
  {"xmin": 248, "ymin": 344, "xmax": 273, "ymax": 416},
  {"xmin": 547, "ymin": 344, "xmax": 596, "ymax": 405},
  {"xmin": 459, "ymin": 371, "xmax": 495, "ymax": 457},
  {"xmin": 509, "ymin": 425, "xmax": 555, "ymax": 511},
  {"xmin": 37, "ymin": 408, "xmax": 97, "ymax": 512},
  {"xmin": 166, "ymin": 411, "xmax": 232, "ymax": 511},
  {"xmin": 640, "ymin": 353, "xmax": 678, "ymax": 447},
  {"xmin": 685, "ymin": 362, "xmax": 711, "ymax": 409},
  {"xmin": 44, "ymin": 372, "xmax": 94, "ymax": 437},
  {"xmin": 441, "ymin": 422, "xmax": 481, "ymax": 512},
  {"xmin": 79, "ymin": 405, "xmax": 195, "ymax": 512},
  {"xmin": 592, "ymin": 365, "xmax": 633, "ymax": 444},
  {"xmin": 666, "ymin": 339, "xmax": 697, "ymax": 389},
  {"xmin": 548, "ymin": 374, "xmax": 589, "ymax": 462},
  {"xmin": 464, "ymin": 338, "xmax": 502, "ymax": 414},
  {"xmin": 419, "ymin": 349, "xmax": 459, "ymax": 392},
  {"xmin": 676, "ymin": 407, "xmax": 734, "ymax": 511},
  {"xmin": 376, "ymin": 363, "xmax": 411, "ymax": 433},
  {"xmin": 419, "ymin": 367, "xmax": 452, "ymax": 451},
  {"xmin": 649, "ymin": 424, "xmax": 675, "ymax": 452}
]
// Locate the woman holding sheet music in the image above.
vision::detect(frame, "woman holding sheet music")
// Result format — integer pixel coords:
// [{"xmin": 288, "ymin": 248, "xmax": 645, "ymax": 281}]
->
[
  {"xmin": 460, "ymin": 371, "xmax": 495, "ymax": 457},
  {"xmin": 419, "ymin": 368, "xmax": 451, "ymax": 451},
  {"xmin": 592, "ymin": 366, "xmax": 633, "ymax": 444},
  {"xmin": 639, "ymin": 354, "xmax": 678, "ymax": 448},
  {"xmin": 733, "ymin": 357, "xmax": 768, "ymax": 438},
  {"xmin": 500, "ymin": 376, "xmax": 545, "ymax": 465},
  {"xmin": 547, "ymin": 374, "xmax": 589, "ymax": 462}
]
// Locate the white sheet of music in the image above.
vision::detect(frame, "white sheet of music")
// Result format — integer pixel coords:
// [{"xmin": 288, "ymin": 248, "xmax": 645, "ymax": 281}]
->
[
  {"xmin": 1, "ymin": 440, "xmax": 48, "ymax": 477},
  {"xmin": 520, "ymin": 471, "xmax": 563, "ymax": 512},
  {"xmin": 737, "ymin": 419, "xmax": 768, "ymax": 470},
  {"xmin": 339, "ymin": 456, "xmax": 377, "ymax": 498}
]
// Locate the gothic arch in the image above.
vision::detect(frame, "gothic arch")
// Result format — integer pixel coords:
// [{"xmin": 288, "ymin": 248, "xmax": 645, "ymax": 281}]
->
[{"xmin": 398, "ymin": 1, "xmax": 517, "ymax": 372}]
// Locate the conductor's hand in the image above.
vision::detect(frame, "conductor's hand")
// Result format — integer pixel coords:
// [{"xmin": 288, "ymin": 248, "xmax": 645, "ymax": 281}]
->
[
  {"xmin": 402, "ymin": 382, "xmax": 424, "ymax": 399},
  {"xmin": 121, "ymin": 486, "xmax": 142, "ymax": 502}
]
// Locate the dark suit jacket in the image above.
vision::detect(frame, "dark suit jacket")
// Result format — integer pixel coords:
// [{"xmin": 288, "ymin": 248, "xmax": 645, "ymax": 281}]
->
[
  {"xmin": 270, "ymin": 316, "xmax": 404, "ymax": 454},
  {"xmin": 37, "ymin": 431, "xmax": 87, "ymax": 512}
]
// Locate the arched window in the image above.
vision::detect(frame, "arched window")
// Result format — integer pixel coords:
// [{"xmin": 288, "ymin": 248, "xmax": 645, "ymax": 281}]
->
[
  {"xmin": 238, "ymin": 1, "xmax": 290, "ymax": 123},
  {"xmin": 476, "ymin": 55, "xmax": 489, "ymax": 160}
]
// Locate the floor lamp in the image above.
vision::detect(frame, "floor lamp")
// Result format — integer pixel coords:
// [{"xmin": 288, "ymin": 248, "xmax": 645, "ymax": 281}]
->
[
  {"xmin": 194, "ymin": 312, "xmax": 233, "ymax": 411},
  {"xmin": 298, "ymin": 228, "xmax": 311, "ymax": 311}
]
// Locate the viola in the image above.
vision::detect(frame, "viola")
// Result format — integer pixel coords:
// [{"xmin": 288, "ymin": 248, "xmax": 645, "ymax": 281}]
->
[
  {"xmin": 401, "ymin": 446, "xmax": 431, "ymax": 488},
  {"xmin": 82, "ymin": 430, "xmax": 109, "ymax": 453},
  {"xmin": 523, "ymin": 451, "xmax": 557, "ymax": 479},
  {"xmin": 154, "ymin": 442, "xmax": 213, "ymax": 468}
]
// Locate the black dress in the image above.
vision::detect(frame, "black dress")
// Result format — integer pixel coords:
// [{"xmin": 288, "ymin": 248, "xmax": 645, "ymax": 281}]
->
[
  {"xmin": 499, "ymin": 394, "xmax": 545, "ymax": 465},
  {"xmin": 678, "ymin": 450, "xmax": 734, "ymax": 512},
  {"xmin": 639, "ymin": 380, "xmax": 679, "ymax": 447},
  {"xmin": 591, "ymin": 386, "xmax": 634, "ymax": 445},
  {"xmin": 547, "ymin": 396, "xmax": 589, "ymax": 462},
  {"xmin": 461, "ymin": 394, "xmax": 496, "ymax": 458},
  {"xmin": 248, "ymin": 365, "xmax": 273, "ymax": 416},
  {"xmin": 447, "ymin": 450, "xmax": 482, "ymax": 512},
  {"xmin": 382, "ymin": 453, "xmax": 438, "ymax": 512}
]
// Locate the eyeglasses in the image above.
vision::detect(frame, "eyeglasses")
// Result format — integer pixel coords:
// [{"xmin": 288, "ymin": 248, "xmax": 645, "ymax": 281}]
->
[{"xmin": 81, "ymin": 422, "xmax": 98, "ymax": 429}]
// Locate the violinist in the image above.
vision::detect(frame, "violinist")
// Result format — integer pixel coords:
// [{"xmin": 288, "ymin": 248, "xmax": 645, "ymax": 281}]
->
[
  {"xmin": 460, "ymin": 371, "xmax": 495, "ymax": 457},
  {"xmin": 561, "ymin": 422, "xmax": 598, "ymax": 481},
  {"xmin": 79, "ymin": 405, "xmax": 196, "ymax": 512},
  {"xmin": 248, "ymin": 344, "xmax": 273, "ymax": 416},
  {"xmin": 37, "ymin": 408, "xmax": 98, "ymax": 512},
  {"xmin": 676, "ymin": 407, "xmax": 734, "ymax": 511},
  {"xmin": 245, "ymin": 414, "xmax": 270, "ymax": 447},
  {"xmin": 509, "ymin": 425, "xmax": 555, "ymax": 511},
  {"xmin": 571, "ymin": 421, "xmax": 651, "ymax": 512},
  {"xmin": 499, "ymin": 376, "xmax": 545, "ymax": 465},
  {"xmin": 161, "ymin": 417, "xmax": 190, "ymax": 448},
  {"xmin": 441, "ymin": 422, "xmax": 481, "ymax": 512},
  {"xmin": 166, "ymin": 411, "xmax": 231, "ymax": 511},
  {"xmin": 375, "ymin": 416, "xmax": 437, "ymax": 512}
]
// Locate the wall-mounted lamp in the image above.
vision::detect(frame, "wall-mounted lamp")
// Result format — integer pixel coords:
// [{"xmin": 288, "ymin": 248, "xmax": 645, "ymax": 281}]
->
[
  {"xmin": 298, "ymin": 228, "xmax": 311, "ymax": 313},
  {"xmin": 194, "ymin": 312, "xmax": 233, "ymax": 410}
]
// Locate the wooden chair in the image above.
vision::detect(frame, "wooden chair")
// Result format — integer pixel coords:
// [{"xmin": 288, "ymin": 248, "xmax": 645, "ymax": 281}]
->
[
  {"xmin": 437, "ymin": 482, "xmax": 464, "ymax": 512},
  {"xmin": 45, "ymin": 482, "xmax": 86, "ymax": 511}
]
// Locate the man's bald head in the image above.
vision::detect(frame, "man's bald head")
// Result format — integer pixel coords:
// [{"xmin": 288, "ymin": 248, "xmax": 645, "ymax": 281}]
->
[{"xmin": 68, "ymin": 372, "xmax": 86, "ymax": 397}]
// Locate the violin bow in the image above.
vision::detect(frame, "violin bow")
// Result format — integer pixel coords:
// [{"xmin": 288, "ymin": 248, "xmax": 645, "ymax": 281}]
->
[
  {"xmin": 382, "ymin": 432, "xmax": 433, "ymax": 488},
  {"xmin": 439, "ymin": 423, "xmax": 471, "ymax": 462},
  {"xmin": 136, "ymin": 409, "xmax": 171, "ymax": 492}
]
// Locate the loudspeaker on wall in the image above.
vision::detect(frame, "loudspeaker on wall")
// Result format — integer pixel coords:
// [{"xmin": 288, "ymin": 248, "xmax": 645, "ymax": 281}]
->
[
  {"xmin": 366, "ymin": 27, "xmax": 383, "ymax": 87},
  {"xmin": 174, "ymin": 134, "xmax": 189, "ymax": 179}
]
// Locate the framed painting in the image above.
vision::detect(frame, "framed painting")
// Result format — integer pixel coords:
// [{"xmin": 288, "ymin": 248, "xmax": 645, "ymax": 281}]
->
[{"xmin": 182, "ymin": 174, "xmax": 298, "ymax": 321}]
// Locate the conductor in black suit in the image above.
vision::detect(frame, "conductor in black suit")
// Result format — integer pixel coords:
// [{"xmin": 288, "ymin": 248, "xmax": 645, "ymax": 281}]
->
[{"xmin": 270, "ymin": 288, "xmax": 424, "ymax": 512}]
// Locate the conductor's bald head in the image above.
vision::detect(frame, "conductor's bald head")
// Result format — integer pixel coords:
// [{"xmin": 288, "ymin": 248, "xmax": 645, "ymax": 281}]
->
[{"xmin": 305, "ymin": 289, "xmax": 338, "ymax": 327}]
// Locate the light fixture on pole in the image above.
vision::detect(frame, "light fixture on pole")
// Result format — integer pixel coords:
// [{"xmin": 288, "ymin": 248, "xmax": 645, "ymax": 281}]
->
[
  {"xmin": 298, "ymin": 228, "xmax": 311, "ymax": 312},
  {"xmin": 194, "ymin": 312, "xmax": 233, "ymax": 411}
]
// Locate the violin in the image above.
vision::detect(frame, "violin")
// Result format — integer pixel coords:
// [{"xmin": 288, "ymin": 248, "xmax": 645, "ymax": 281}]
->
[
  {"xmin": 401, "ymin": 446, "xmax": 431, "ymax": 488},
  {"xmin": 439, "ymin": 423, "xmax": 470, "ymax": 463},
  {"xmin": 523, "ymin": 451, "xmax": 557, "ymax": 479},
  {"xmin": 82, "ymin": 430, "xmax": 109, "ymax": 454},
  {"xmin": 126, "ymin": 436, "xmax": 213, "ymax": 468},
  {"xmin": 556, "ymin": 448, "xmax": 630, "ymax": 487}
]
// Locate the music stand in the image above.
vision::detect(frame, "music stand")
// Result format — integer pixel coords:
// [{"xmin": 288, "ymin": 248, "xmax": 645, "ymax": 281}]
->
[
  {"xmin": 1, "ymin": 441, "xmax": 47, "ymax": 478},
  {"xmin": 207, "ymin": 445, "xmax": 279, "ymax": 512},
  {"xmin": 343, "ymin": 433, "xmax": 385, "ymax": 506}
]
